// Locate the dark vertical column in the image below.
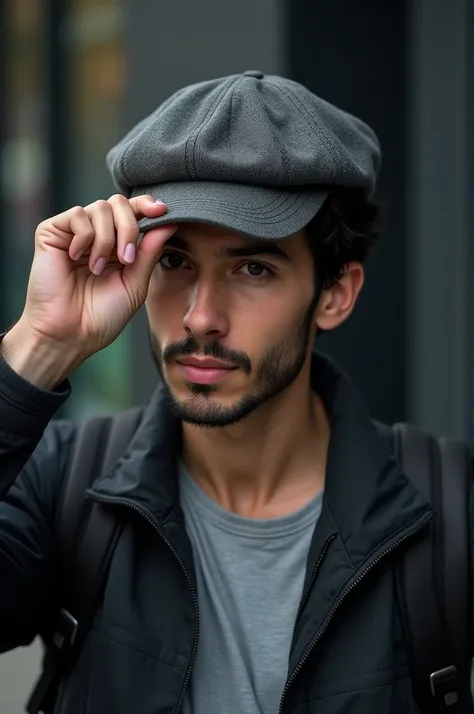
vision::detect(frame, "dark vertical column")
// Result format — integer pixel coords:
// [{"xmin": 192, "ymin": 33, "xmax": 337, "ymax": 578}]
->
[
  {"xmin": 287, "ymin": 0, "xmax": 408, "ymax": 425},
  {"xmin": 45, "ymin": 0, "xmax": 70, "ymax": 216},
  {"xmin": 0, "ymin": 0, "xmax": 66, "ymax": 328},
  {"xmin": 121, "ymin": 0, "xmax": 286, "ymax": 403},
  {"xmin": 469, "ymin": 0, "xmax": 474, "ymax": 441},
  {"xmin": 0, "ymin": 3, "xmax": 7, "ymax": 329},
  {"xmin": 406, "ymin": 0, "xmax": 471, "ymax": 441}
]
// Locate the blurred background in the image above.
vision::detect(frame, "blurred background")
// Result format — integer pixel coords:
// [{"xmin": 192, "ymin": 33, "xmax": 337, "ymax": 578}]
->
[{"xmin": 0, "ymin": 0, "xmax": 473, "ymax": 710}]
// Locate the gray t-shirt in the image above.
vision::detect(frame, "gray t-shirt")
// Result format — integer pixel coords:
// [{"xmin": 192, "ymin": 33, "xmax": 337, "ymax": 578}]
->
[{"xmin": 179, "ymin": 463, "xmax": 323, "ymax": 714}]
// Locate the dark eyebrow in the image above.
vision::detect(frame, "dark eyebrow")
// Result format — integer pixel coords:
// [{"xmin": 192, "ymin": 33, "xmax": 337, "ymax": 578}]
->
[
  {"xmin": 165, "ymin": 234, "xmax": 291, "ymax": 262},
  {"xmin": 165, "ymin": 235, "xmax": 190, "ymax": 251},
  {"xmin": 213, "ymin": 242, "xmax": 291, "ymax": 262}
]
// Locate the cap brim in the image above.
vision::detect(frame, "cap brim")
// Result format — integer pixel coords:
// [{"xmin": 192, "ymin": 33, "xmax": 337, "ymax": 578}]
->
[{"xmin": 132, "ymin": 181, "xmax": 328, "ymax": 240}]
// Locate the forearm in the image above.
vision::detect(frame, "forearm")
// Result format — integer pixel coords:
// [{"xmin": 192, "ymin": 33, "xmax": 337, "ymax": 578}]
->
[
  {"xmin": 0, "ymin": 325, "xmax": 80, "ymax": 391},
  {"xmin": 0, "ymin": 346, "xmax": 72, "ymax": 650}
]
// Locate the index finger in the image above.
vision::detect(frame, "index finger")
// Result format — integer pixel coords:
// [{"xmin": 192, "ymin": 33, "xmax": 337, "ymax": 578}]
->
[{"xmin": 127, "ymin": 194, "xmax": 168, "ymax": 221}]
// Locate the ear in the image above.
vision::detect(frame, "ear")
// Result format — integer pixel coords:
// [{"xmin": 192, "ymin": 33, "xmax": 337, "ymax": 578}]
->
[{"xmin": 314, "ymin": 262, "xmax": 365, "ymax": 331}]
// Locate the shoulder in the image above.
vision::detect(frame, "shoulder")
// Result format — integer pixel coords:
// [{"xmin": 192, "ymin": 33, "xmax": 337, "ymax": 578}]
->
[
  {"xmin": 11, "ymin": 418, "xmax": 77, "ymax": 518},
  {"xmin": 371, "ymin": 419, "xmax": 394, "ymax": 450}
]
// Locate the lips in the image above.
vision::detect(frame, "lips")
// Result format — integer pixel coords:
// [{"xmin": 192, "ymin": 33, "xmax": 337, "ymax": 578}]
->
[
  {"xmin": 176, "ymin": 358, "xmax": 237, "ymax": 384},
  {"xmin": 178, "ymin": 358, "xmax": 235, "ymax": 369}
]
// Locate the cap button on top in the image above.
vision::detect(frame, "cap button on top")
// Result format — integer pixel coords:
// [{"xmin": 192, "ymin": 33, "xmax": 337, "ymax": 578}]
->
[{"xmin": 243, "ymin": 70, "xmax": 265, "ymax": 79}]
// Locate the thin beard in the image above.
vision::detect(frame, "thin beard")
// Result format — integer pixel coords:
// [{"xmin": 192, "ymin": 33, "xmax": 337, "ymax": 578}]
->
[{"xmin": 148, "ymin": 289, "xmax": 319, "ymax": 427}]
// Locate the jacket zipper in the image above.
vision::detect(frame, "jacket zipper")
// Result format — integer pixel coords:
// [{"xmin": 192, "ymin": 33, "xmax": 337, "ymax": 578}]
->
[
  {"xmin": 88, "ymin": 494, "xmax": 199, "ymax": 714},
  {"xmin": 278, "ymin": 513, "xmax": 433, "ymax": 714},
  {"xmin": 286, "ymin": 532, "xmax": 337, "ymax": 660},
  {"xmin": 295, "ymin": 533, "xmax": 338, "ymax": 627}
]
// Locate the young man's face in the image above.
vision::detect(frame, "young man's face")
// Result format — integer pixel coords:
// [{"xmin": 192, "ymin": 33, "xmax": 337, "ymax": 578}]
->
[{"xmin": 145, "ymin": 223, "xmax": 320, "ymax": 427}]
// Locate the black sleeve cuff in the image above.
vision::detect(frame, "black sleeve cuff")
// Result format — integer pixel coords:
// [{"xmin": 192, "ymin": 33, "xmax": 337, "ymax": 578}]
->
[{"xmin": 0, "ymin": 354, "xmax": 71, "ymax": 437}]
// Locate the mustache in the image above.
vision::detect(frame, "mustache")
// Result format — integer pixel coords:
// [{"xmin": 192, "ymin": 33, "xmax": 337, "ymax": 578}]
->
[{"xmin": 163, "ymin": 336, "xmax": 252, "ymax": 375}]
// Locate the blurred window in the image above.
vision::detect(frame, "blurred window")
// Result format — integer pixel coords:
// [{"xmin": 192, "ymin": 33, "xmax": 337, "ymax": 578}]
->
[
  {"xmin": 1, "ymin": 0, "xmax": 132, "ymax": 417},
  {"xmin": 1, "ymin": 0, "xmax": 49, "ymax": 326}
]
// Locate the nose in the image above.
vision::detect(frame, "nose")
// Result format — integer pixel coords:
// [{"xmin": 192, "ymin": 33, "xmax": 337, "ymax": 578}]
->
[{"xmin": 182, "ymin": 280, "xmax": 229, "ymax": 339}]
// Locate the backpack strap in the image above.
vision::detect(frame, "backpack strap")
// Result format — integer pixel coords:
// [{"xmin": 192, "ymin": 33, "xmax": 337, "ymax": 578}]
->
[
  {"xmin": 27, "ymin": 406, "xmax": 144, "ymax": 714},
  {"xmin": 392, "ymin": 423, "xmax": 473, "ymax": 713}
]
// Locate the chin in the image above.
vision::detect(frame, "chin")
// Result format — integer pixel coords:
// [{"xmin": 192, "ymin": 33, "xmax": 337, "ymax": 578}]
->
[{"xmin": 168, "ymin": 387, "xmax": 265, "ymax": 428}]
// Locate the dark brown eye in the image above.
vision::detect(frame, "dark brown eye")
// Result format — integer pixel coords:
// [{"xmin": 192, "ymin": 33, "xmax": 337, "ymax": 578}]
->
[
  {"xmin": 160, "ymin": 253, "xmax": 187, "ymax": 269},
  {"xmin": 242, "ymin": 262, "xmax": 270, "ymax": 278}
]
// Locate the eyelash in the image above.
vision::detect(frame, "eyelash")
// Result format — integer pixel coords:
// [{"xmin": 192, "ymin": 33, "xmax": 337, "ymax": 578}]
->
[{"xmin": 159, "ymin": 252, "xmax": 275, "ymax": 281}]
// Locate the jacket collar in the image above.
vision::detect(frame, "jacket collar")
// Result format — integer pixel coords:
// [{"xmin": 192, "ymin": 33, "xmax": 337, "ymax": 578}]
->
[
  {"xmin": 311, "ymin": 351, "xmax": 431, "ymax": 568},
  {"xmin": 89, "ymin": 377, "xmax": 182, "ymax": 521},
  {"xmin": 89, "ymin": 350, "xmax": 432, "ymax": 561}
]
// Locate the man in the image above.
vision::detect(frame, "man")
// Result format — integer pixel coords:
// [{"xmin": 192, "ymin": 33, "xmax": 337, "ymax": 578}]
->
[{"xmin": 0, "ymin": 71, "xmax": 454, "ymax": 713}]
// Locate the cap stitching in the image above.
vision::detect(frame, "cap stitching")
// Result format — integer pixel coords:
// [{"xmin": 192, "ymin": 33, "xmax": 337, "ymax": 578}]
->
[
  {"xmin": 185, "ymin": 77, "xmax": 240, "ymax": 180},
  {"xmin": 294, "ymin": 93, "xmax": 346, "ymax": 181},
  {"xmin": 167, "ymin": 205, "xmax": 302, "ymax": 223},
  {"xmin": 264, "ymin": 88, "xmax": 291, "ymax": 186},
  {"xmin": 168, "ymin": 191, "xmax": 302, "ymax": 218},
  {"xmin": 267, "ymin": 80, "xmax": 342, "ymax": 182},
  {"xmin": 140, "ymin": 197, "xmax": 310, "ymax": 226},
  {"xmin": 167, "ymin": 189, "xmax": 299, "ymax": 215},
  {"xmin": 184, "ymin": 83, "xmax": 229, "ymax": 179},
  {"xmin": 229, "ymin": 79, "xmax": 239, "ymax": 158},
  {"xmin": 193, "ymin": 77, "xmax": 241, "ymax": 178},
  {"xmin": 117, "ymin": 88, "xmax": 191, "ymax": 189},
  {"xmin": 200, "ymin": 78, "xmax": 243, "ymax": 182},
  {"xmin": 167, "ymin": 202, "xmax": 300, "ymax": 222},
  {"xmin": 275, "ymin": 83, "xmax": 341, "ymax": 178},
  {"xmin": 231, "ymin": 80, "xmax": 291, "ymax": 185},
  {"xmin": 142, "ymin": 193, "xmax": 313, "ymax": 224},
  {"xmin": 292, "ymin": 89, "xmax": 345, "ymax": 181},
  {"xmin": 277, "ymin": 83, "xmax": 342, "ymax": 177},
  {"xmin": 118, "ymin": 102, "xmax": 172, "ymax": 189},
  {"xmin": 259, "ymin": 85, "xmax": 291, "ymax": 184},
  {"xmin": 133, "ymin": 183, "xmax": 302, "ymax": 214},
  {"xmin": 271, "ymin": 126, "xmax": 291, "ymax": 186},
  {"xmin": 117, "ymin": 137, "xmax": 139, "ymax": 190}
]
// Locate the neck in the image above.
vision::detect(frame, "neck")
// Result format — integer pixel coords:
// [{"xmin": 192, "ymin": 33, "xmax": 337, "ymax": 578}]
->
[{"xmin": 181, "ymin": 361, "xmax": 330, "ymax": 518}]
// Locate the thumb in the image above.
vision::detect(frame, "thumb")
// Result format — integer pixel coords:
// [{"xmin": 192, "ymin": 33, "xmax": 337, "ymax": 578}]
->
[{"xmin": 122, "ymin": 224, "xmax": 178, "ymax": 300}]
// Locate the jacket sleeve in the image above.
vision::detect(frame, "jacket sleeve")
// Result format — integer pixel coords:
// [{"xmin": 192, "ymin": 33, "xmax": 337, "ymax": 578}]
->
[{"xmin": 0, "ymin": 353, "xmax": 74, "ymax": 652}]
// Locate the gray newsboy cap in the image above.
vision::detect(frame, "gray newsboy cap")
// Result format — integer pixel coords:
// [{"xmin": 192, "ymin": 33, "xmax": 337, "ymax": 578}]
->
[{"xmin": 106, "ymin": 70, "xmax": 381, "ymax": 240}]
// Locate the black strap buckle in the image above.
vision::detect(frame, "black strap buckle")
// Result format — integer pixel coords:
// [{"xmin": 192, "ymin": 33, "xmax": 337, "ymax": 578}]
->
[
  {"xmin": 430, "ymin": 666, "xmax": 459, "ymax": 710},
  {"xmin": 51, "ymin": 608, "xmax": 79, "ymax": 654},
  {"xmin": 26, "ymin": 610, "xmax": 79, "ymax": 714}
]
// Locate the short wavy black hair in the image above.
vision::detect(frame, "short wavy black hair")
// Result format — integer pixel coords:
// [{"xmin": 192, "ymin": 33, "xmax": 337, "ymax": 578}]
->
[{"xmin": 305, "ymin": 187, "xmax": 380, "ymax": 292}]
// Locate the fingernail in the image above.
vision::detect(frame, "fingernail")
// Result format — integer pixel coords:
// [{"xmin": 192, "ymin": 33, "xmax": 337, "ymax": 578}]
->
[
  {"xmin": 154, "ymin": 199, "xmax": 166, "ymax": 206},
  {"xmin": 124, "ymin": 243, "xmax": 136, "ymax": 264},
  {"xmin": 92, "ymin": 257, "xmax": 106, "ymax": 276},
  {"xmin": 72, "ymin": 250, "xmax": 83, "ymax": 261}
]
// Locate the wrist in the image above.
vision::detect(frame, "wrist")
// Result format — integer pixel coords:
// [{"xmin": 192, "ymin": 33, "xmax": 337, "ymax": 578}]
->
[{"xmin": 0, "ymin": 323, "xmax": 82, "ymax": 390}]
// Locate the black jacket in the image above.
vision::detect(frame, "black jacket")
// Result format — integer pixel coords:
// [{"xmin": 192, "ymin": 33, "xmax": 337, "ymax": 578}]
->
[{"xmin": 0, "ymin": 350, "xmax": 437, "ymax": 713}]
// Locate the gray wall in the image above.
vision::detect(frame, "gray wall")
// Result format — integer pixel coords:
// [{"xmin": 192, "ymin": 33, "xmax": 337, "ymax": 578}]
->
[
  {"xmin": 288, "ymin": 0, "xmax": 409, "ymax": 426},
  {"xmin": 285, "ymin": 0, "xmax": 472, "ymax": 439},
  {"xmin": 406, "ymin": 0, "xmax": 472, "ymax": 441}
]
